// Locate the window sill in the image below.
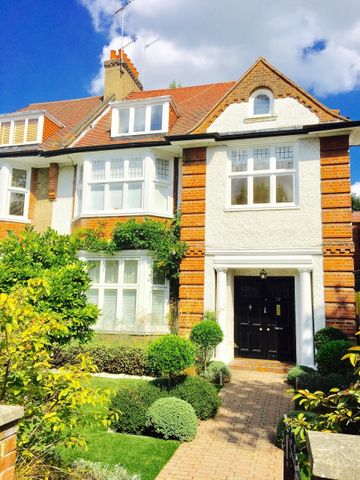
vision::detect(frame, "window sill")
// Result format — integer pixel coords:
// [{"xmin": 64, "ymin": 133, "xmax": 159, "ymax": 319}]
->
[
  {"xmin": 224, "ymin": 205, "xmax": 300, "ymax": 212},
  {"xmin": 244, "ymin": 115, "xmax": 277, "ymax": 124},
  {"xmin": 111, "ymin": 130, "xmax": 168, "ymax": 138},
  {"xmin": 74, "ymin": 211, "xmax": 174, "ymax": 220},
  {"xmin": 0, "ymin": 216, "xmax": 31, "ymax": 223}
]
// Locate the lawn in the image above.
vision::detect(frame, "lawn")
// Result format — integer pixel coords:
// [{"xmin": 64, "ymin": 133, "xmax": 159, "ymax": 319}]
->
[{"xmin": 58, "ymin": 377, "xmax": 179, "ymax": 480}]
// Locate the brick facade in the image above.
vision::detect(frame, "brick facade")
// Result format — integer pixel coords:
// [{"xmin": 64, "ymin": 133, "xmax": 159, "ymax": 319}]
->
[
  {"xmin": 320, "ymin": 136, "xmax": 356, "ymax": 334},
  {"xmin": 0, "ymin": 406, "xmax": 24, "ymax": 480},
  {"xmin": 178, "ymin": 147, "xmax": 206, "ymax": 335}
]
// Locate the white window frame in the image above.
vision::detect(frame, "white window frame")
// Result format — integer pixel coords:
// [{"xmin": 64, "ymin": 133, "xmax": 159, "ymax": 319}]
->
[
  {"xmin": 0, "ymin": 114, "xmax": 45, "ymax": 147},
  {"xmin": 77, "ymin": 150, "xmax": 174, "ymax": 218},
  {"xmin": 110, "ymin": 96, "xmax": 171, "ymax": 137},
  {"xmin": 0, "ymin": 164, "xmax": 31, "ymax": 221},
  {"xmin": 81, "ymin": 250, "xmax": 170, "ymax": 334},
  {"xmin": 248, "ymin": 88, "xmax": 274, "ymax": 118},
  {"xmin": 226, "ymin": 142, "xmax": 297, "ymax": 210}
]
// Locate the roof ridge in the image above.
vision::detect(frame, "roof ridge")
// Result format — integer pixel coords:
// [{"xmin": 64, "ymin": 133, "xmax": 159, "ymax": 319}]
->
[{"xmin": 128, "ymin": 80, "xmax": 235, "ymax": 96}]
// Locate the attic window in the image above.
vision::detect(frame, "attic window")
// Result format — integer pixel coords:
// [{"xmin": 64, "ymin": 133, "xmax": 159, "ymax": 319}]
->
[
  {"xmin": 111, "ymin": 97, "xmax": 172, "ymax": 137},
  {"xmin": 0, "ymin": 116, "xmax": 41, "ymax": 146},
  {"xmin": 249, "ymin": 89, "xmax": 274, "ymax": 118}
]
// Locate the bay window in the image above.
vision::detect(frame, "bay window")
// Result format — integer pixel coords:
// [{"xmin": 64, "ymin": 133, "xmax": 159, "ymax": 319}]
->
[
  {"xmin": 85, "ymin": 252, "xmax": 169, "ymax": 333},
  {"xmin": 228, "ymin": 145, "xmax": 296, "ymax": 208},
  {"xmin": 79, "ymin": 153, "xmax": 173, "ymax": 217}
]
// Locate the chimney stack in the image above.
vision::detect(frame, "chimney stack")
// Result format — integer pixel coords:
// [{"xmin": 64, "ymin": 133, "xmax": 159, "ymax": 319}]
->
[{"xmin": 104, "ymin": 49, "xmax": 143, "ymax": 100}]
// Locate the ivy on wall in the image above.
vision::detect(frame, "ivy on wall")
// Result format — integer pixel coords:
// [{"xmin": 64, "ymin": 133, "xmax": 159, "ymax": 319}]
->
[{"xmin": 77, "ymin": 217, "xmax": 187, "ymax": 280}]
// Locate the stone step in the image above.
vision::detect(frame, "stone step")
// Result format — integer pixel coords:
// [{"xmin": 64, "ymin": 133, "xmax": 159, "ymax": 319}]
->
[{"xmin": 230, "ymin": 358, "xmax": 293, "ymax": 374}]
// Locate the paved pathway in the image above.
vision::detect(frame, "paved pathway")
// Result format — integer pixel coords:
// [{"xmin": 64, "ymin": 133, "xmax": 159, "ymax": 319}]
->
[{"xmin": 157, "ymin": 370, "xmax": 291, "ymax": 480}]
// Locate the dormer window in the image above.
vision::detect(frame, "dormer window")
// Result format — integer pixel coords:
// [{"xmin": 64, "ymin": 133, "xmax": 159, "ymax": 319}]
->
[
  {"xmin": 111, "ymin": 96, "xmax": 176, "ymax": 137},
  {"xmin": 249, "ymin": 89, "xmax": 274, "ymax": 118}
]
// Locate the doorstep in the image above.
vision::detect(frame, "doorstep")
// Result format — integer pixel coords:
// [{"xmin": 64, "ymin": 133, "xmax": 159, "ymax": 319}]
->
[{"xmin": 230, "ymin": 357, "xmax": 293, "ymax": 374}]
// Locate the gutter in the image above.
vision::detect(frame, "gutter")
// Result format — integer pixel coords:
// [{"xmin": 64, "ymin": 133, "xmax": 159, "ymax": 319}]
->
[{"xmin": 0, "ymin": 120, "xmax": 360, "ymax": 160}]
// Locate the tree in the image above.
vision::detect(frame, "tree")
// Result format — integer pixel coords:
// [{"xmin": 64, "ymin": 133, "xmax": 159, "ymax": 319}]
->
[
  {"xmin": 352, "ymin": 193, "xmax": 360, "ymax": 211},
  {"xmin": 0, "ymin": 227, "xmax": 98, "ymax": 344},
  {"xmin": 169, "ymin": 80, "xmax": 182, "ymax": 89},
  {"xmin": 0, "ymin": 279, "xmax": 110, "ymax": 473},
  {"xmin": 190, "ymin": 314, "xmax": 224, "ymax": 373}
]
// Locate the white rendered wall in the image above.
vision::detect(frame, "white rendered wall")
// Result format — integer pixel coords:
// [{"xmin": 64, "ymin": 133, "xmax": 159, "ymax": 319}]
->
[
  {"xmin": 205, "ymin": 138, "xmax": 323, "ymax": 250},
  {"xmin": 51, "ymin": 166, "xmax": 74, "ymax": 234},
  {"xmin": 208, "ymin": 98, "xmax": 319, "ymax": 133}
]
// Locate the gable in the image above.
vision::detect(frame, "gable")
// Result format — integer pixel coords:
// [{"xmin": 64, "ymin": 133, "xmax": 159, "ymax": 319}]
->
[{"xmin": 193, "ymin": 58, "xmax": 346, "ymax": 134}]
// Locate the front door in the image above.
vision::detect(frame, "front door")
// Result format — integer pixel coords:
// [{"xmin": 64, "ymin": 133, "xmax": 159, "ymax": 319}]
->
[{"xmin": 234, "ymin": 276, "xmax": 295, "ymax": 361}]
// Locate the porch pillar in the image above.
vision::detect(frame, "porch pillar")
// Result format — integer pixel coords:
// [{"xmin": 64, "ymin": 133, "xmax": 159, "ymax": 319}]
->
[
  {"xmin": 215, "ymin": 267, "xmax": 231, "ymax": 362},
  {"xmin": 298, "ymin": 268, "xmax": 314, "ymax": 367}
]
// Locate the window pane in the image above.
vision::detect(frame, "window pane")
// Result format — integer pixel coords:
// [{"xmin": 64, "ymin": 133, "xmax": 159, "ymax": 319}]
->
[
  {"xmin": 154, "ymin": 184, "xmax": 168, "ymax": 211},
  {"xmin": 276, "ymin": 175, "xmax": 294, "ymax": 203},
  {"xmin": 231, "ymin": 150, "xmax": 248, "ymax": 172},
  {"xmin": 127, "ymin": 182, "xmax": 142, "ymax": 208},
  {"xmin": 254, "ymin": 148, "xmax": 270, "ymax": 170},
  {"xmin": 134, "ymin": 107, "xmax": 146, "ymax": 132},
  {"xmin": 253, "ymin": 176, "xmax": 270, "ymax": 203},
  {"xmin": 231, "ymin": 178, "xmax": 248, "ymax": 205},
  {"xmin": 91, "ymin": 160, "xmax": 105, "ymax": 181},
  {"xmin": 119, "ymin": 109, "xmax": 130, "ymax": 134},
  {"xmin": 11, "ymin": 169, "xmax": 27, "ymax": 188},
  {"xmin": 152, "ymin": 290, "xmax": 165, "ymax": 326},
  {"xmin": 122, "ymin": 289, "xmax": 137, "ymax": 326},
  {"xmin": 150, "ymin": 105, "xmax": 163, "ymax": 131},
  {"xmin": 128, "ymin": 158, "xmax": 143, "ymax": 178},
  {"xmin": 9, "ymin": 192, "xmax": 25, "ymax": 216},
  {"xmin": 254, "ymin": 94, "xmax": 270, "ymax": 115},
  {"xmin": 109, "ymin": 183, "xmax": 123, "ymax": 210},
  {"xmin": 124, "ymin": 260, "xmax": 138, "ymax": 284},
  {"xmin": 105, "ymin": 260, "xmax": 119, "ymax": 283},
  {"xmin": 276, "ymin": 146, "xmax": 294, "ymax": 169},
  {"xmin": 156, "ymin": 158, "xmax": 169, "ymax": 181},
  {"xmin": 102, "ymin": 289, "xmax": 117, "ymax": 330},
  {"xmin": 90, "ymin": 184, "xmax": 105, "ymax": 210},
  {"xmin": 0, "ymin": 122, "xmax": 11, "ymax": 144},
  {"xmin": 87, "ymin": 288, "xmax": 99, "ymax": 306},
  {"xmin": 13, "ymin": 121, "xmax": 25, "ymax": 144},
  {"xmin": 153, "ymin": 268, "xmax": 166, "ymax": 285},
  {"xmin": 110, "ymin": 159, "xmax": 124, "ymax": 179},
  {"xmin": 88, "ymin": 260, "xmax": 100, "ymax": 283},
  {"xmin": 26, "ymin": 119, "xmax": 38, "ymax": 142}
]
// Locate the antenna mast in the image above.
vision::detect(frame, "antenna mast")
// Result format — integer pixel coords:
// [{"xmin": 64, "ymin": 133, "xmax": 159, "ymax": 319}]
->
[{"xmin": 113, "ymin": 0, "xmax": 136, "ymax": 61}]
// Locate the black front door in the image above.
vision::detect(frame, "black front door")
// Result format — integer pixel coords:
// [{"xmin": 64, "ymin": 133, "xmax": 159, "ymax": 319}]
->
[{"xmin": 234, "ymin": 276, "xmax": 295, "ymax": 361}]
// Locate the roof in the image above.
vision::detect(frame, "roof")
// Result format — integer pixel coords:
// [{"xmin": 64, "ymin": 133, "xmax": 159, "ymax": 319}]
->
[{"xmin": 74, "ymin": 81, "xmax": 235, "ymax": 148}]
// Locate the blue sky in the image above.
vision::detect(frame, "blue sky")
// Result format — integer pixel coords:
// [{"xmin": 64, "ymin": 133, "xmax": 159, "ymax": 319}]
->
[{"xmin": 1, "ymin": 0, "xmax": 360, "ymax": 182}]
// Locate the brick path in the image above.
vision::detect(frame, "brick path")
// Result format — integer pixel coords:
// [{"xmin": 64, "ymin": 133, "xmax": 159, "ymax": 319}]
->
[{"xmin": 156, "ymin": 370, "xmax": 291, "ymax": 480}]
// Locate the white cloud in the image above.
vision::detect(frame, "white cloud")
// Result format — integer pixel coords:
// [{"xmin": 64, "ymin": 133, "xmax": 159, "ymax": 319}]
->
[
  {"xmin": 79, "ymin": 0, "xmax": 360, "ymax": 97},
  {"xmin": 351, "ymin": 182, "xmax": 360, "ymax": 196}
]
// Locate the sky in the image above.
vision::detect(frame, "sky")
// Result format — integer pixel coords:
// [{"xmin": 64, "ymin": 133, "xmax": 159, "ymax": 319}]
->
[{"xmin": 1, "ymin": 0, "xmax": 360, "ymax": 185}]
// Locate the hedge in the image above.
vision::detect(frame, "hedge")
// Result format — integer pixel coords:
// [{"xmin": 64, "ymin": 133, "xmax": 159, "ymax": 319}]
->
[{"xmin": 52, "ymin": 342, "xmax": 155, "ymax": 376}]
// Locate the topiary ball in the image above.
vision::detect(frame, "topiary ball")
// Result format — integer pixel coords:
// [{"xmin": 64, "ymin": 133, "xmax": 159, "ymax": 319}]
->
[
  {"xmin": 204, "ymin": 360, "xmax": 231, "ymax": 384},
  {"xmin": 287, "ymin": 365, "xmax": 316, "ymax": 386},
  {"xmin": 146, "ymin": 397, "xmax": 197, "ymax": 441},
  {"xmin": 315, "ymin": 340, "xmax": 352, "ymax": 376},
  {"xmin": 190, "ymin": 320, "xmax": 224, "ymax": 350},
  {"xmin": 314, "ymin": 327, "xmax": 349, "ymax": 351},
  {"xmin": 109, "ymin": 382, "xmax": 165, "ymax": 434},
  {"xmin": 147, "ymin": 335, "xmax": 195, "ymax": 377},
  {"xmin": 171, "ymin": 376, "xmax": 220, "ymax": 419}
]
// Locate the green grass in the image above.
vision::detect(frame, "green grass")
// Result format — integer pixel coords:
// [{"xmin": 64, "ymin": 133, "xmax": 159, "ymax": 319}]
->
[{"xmin": 58, "ymin": 377, "xmax": 179, "ymax": 480}]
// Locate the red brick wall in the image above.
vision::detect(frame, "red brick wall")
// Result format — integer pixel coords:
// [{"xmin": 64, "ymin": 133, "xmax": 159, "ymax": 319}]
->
[
  {"xmin": 178, "ymin": 147, "xmax": 206, "ymax": 335},
  {"xmin": 320, "ymin": 136, "xmax": 356, "ymax": 334}
]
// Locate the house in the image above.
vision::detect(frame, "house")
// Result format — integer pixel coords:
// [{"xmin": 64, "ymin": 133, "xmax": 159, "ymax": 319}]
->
[{"xmin": 1, "ymin": 50, "xmax": 359, "ymax": 366}]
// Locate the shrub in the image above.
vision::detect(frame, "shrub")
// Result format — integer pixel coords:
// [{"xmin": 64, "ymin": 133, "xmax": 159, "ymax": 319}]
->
[
  {"xmin": 287, "ymin": 365, "xmax": 316, "ymax": 386},
  {"xmin": 170, "ymin": 376, "xmax": 220, "ymax": 419},
  {"xmin": 71, "ymin": 459, "xmax": 140, "ymax": 480},
  {"xmin": 204, "ymin": 360, "xmax": 231, "ymax": 384},
  {"xmin": 314, "ymin": 327, "xmax": 348, "ymax": 351},
  {"xmin": 52, "ymin": 342, "xmax": 154, "ymax": 376},
  {"xmin": 297, "ymin": 371, "xmax": 352, "ymax": 394},
  {"xmin": 147, "ymin": 335, "xmax": 195, "ymax": 379},
  {"xmin": 190, "ymin": 318, "xmax": 223, "ymax": 372},
  {"xmin": 109, "ymin": 382, "xmax": 165, "ymax": 434},
  {"xmin": 275, "ymin": 411, "xmax": 319, "ymax": 448},
  {"xmin": 316, "ymin": 339, "xmax": 352, "ymax": 375},
  {"xmin": 146, "ymin": 397, "xmax": 197, "ymax": 441}
]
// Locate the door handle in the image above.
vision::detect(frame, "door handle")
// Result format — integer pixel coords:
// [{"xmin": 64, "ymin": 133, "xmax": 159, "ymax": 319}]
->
[
  {"xmin": 259, "ymin": 327, "xmax": 263, "ymax": 331},
  {"xmin": 266, "ymin": 328, "xmax": 270, "ymax": 331}
]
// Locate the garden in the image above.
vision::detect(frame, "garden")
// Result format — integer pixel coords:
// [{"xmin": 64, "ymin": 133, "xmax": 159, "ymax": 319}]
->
[
  {"xmin": 276, "ymin": 326, "xmax": 360, "ymax": 479},
  {"xmin": 0, "ymin": 225, "xmax": 230, "ymax": 480}
]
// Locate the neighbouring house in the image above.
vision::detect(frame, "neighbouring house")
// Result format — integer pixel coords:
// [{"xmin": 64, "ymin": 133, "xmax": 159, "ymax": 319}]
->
[{"xmin": 1, "ymin": 50, "xmax": 359, "ymax": 366}]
